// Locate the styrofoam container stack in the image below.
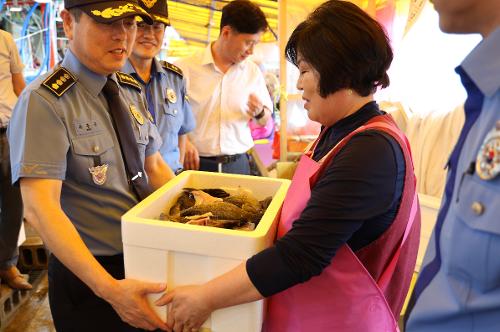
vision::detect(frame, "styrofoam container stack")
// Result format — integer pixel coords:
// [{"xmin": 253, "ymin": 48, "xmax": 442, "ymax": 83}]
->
[{"xmin": 122, "ymin": 170, "xmax": 291, "ymax": 332}]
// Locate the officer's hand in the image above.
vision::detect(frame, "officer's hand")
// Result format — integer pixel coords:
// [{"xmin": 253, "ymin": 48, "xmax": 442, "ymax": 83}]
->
[
  {"xmin": 105, "ymin": 278, "xmax": 168, "ymax": 331},
  {"xmin": 246, "ymin": 93, "xmax": 263, "ymax": 118},
  {"xmin": 183, "ymin": 139, "xmax": 200, "ymax": 170},
  {"xmin": 155, "ymin": 285, "xmax": 212, "ymax": 332}
]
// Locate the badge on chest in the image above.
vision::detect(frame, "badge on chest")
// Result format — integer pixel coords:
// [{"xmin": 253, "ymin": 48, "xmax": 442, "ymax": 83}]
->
[
  {"xmin": 476, "ymin": 121, "xmax": 500, "ymax": 180},
  {"xmin": 166, "ymin": 88, "xmax": 177, "ymax": 103},
  {"xmin": 89, "ymin": 164, "xmax": 108, "ymax": 185},
  {"xmin": 129, "ymin": 104, "xmax": 144, "ymax": 125}
]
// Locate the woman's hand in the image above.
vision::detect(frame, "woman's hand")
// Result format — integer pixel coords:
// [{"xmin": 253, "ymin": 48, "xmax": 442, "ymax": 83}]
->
[{"xmin": 156, "ymin": 285, "xmax": 213, "ymax": 332}]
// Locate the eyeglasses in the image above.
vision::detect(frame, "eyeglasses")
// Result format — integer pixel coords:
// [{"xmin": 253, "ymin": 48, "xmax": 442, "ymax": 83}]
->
[{"xmin": 137, "ymin": 21, "xmax": 165, "ymax": 32}]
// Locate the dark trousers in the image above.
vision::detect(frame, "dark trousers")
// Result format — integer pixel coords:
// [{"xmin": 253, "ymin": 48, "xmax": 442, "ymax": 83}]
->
[
  {"xmin": 199, "ymin": 153, "xmax": 251, "ymax": 175},
  {"xmin": 48, "ymin": 254, "xmax": 146, "ymax": 332},
  {"xmin": 0, "ymin": 130, "xmax": 24, "ymax": 270}
]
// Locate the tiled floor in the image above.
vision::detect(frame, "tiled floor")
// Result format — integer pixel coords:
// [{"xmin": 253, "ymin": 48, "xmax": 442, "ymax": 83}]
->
[{"xmin": 4, "ymin": 273, "xmax": 55, "ymax": 332}]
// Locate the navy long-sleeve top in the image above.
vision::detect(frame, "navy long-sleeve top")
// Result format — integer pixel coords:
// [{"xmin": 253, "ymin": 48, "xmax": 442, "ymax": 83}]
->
[{"xmin": 246, "ymin": 101, "xmax": 406, "ymax": 297}]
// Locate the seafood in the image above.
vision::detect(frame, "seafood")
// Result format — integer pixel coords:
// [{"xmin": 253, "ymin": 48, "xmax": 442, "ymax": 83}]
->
[{"xmin": 159, "ymin": 187, "xmax": 272, "ymax": 231}]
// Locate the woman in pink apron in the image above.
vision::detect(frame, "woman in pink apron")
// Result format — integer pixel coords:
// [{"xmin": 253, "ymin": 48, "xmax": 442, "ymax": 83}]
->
[{"xmin": 158, "ymin": 2, "xmax": 420, "ymax": 331}]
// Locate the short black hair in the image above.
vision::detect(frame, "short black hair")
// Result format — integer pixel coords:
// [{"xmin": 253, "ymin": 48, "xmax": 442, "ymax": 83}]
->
[
  {"xmin": 69, "ymin": 7, "xmax": 83, "ymax": 22},
  {"xmin": 220, "ymin": 0, "xmax": 268, "ymax": 34},
  {"xmin": 285, "ymin": 0, "xmax": 393, "ymax": 97}
]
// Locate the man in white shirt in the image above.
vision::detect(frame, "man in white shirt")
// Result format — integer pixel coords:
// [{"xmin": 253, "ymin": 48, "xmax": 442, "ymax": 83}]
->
[
  {"xmin": 0, "ymin": 27, "xmax": 31, "ymax": 290},
  {"xmin": 176, "ymin": 0, "xmax": 273, "ymax": 174}
]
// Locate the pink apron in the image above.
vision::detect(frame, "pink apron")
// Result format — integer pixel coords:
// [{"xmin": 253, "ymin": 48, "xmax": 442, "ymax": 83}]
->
[{"xmin": 263, "ymin": 115, "xmax": 420, "ymax": 332}]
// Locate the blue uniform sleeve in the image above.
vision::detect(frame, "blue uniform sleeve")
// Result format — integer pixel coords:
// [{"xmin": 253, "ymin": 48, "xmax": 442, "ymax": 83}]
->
[
  {"xmin": 178, "ymin": 78, "xmax": 195, "ymax": 135},
  {"xmin": 8, "ymin": 89, "xmax": 70, "ymax": 185},
  {"xmin": 144, "ymin": 102, "xmax": 162, "ymax": 157}
]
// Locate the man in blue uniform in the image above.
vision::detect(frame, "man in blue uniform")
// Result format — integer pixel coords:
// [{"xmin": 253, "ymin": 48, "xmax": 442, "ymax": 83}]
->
[
  {"xmin": 8, "ymin": 1, "xmax": 174, "ymax": 330},
  {"xmin": 122, "ymin": 0, "xmax": 195, "ymax": 175},
  {"xmin": 405, "ymin": 0, "xmax": 500, "ymax": 331}
]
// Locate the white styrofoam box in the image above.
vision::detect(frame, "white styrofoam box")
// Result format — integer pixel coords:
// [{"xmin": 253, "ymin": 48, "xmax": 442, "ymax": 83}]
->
[
  {"xmin": 17, "ymin": 220, "xmax": 26, "ymax": 246},
  {"xmin": 122, "ymin": 170, "xmax": 291, "ymax": 332},
  {"xmin": 416, "ymin": 193, "xmax": 442, "ymax": 272}
]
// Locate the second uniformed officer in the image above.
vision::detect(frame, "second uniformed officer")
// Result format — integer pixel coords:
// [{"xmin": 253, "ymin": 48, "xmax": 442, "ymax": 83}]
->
[
  {"xmin": 8, "ymin": 0, "xmax": 174, "ymax": 330},
  {"xmin": 122, "ymin": 0, "xmax": 195, "ymax": 175}
]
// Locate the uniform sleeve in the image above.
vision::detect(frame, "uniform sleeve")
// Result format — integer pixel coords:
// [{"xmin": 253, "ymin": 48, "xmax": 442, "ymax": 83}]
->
[
  {"xmin": 178, "ymin": 78, "xmax": 195, "ymax": 135},
  {"xmin": 246, "ymin": 132, "xmax": 404, "ymax": 296},
  {"xmin": 144, "ymin": 91, "xmax": 162, "ymax": 157},
  {"xmin": 7, "ymin": 33, "xmax": 24, "ymax": 74},
  {"xmin": 8, "ymin": 89, "xmax": 70, "ymax": 184}
]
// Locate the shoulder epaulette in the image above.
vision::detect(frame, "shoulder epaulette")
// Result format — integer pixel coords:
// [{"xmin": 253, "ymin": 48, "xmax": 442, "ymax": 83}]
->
[
  {"xmin": 116, "ymin": 72, "xmax": 141, "ymax": 92},
  {"xmin": 160, "ymin": 60, "xmax": 183, "ymax": 78},
  {"xmin": 42, "ymin": 67, "xmax": 76, "ymax": 98}
]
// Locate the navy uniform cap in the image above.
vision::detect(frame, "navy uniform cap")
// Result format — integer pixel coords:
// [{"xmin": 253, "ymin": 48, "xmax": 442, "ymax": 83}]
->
[
  {"xmin": 139, "ymin": 0, "xmax": 170, "ymax": 26},
  {"xmin": 65, "ymin": 0, "xmax": 153, "ymax": 24}
]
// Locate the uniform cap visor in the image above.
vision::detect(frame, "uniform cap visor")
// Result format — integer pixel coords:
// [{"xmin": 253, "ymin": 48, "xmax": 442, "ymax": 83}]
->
[
  {"xmin": 152, "ymin": 13, "xmax": 170, "ymax": 26},
  {"xmin": 78, "ymin": 1, "xmax": 153, "ymax": 24}
]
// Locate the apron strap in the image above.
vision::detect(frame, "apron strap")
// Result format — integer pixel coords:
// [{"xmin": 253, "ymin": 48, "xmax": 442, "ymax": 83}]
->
[
  {"xmin": 378, "ymin": 191, "xmax": 419, "ymax": 290},
  {"xmin": 314, "ymin": 117, "xmax": 418, "ymax": 290}
]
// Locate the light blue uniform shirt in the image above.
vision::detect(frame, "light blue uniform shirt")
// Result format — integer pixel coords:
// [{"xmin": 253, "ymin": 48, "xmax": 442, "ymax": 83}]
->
[
  {"xmin": 122, "ymin": 58, "xmax": 195, "ymax": 172},
  {"xmin": 407, "ymin": 27, "xmax": 500, "ymax": 331},
  {"xmin": 8, "ymin": 50, "xmax": 162, "ymax": 256}
]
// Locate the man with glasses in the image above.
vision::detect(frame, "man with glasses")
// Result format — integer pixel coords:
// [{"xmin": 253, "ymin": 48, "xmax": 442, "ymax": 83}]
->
[
  {"xmin": 176, "ymin": 0, "xmax": 273, "ymax": 175},
  {"xmin": 122, "ymin": 0, "xmax": 195, "ymax": 176}
]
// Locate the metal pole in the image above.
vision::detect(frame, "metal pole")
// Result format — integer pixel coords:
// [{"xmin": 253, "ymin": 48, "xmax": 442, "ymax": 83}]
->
[{"xmin": 278, "ymin": 0, "xmax": 287, "ymax": 162}]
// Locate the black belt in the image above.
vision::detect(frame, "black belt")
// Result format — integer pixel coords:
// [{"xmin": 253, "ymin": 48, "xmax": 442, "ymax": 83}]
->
[{"xmin": 200, "ymin": 153, "xmax": 245, "ymax": 164}]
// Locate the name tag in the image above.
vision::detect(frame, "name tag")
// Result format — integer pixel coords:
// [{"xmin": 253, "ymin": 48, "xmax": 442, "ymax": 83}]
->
[{"xmin": 75, "ymin": 120, "xmax": 101, "ymax": 136}]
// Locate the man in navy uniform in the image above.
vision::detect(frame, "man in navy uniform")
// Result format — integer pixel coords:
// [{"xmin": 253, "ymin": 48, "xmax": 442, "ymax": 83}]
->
[
  {"xmin": 8, "ymin": 1, "xmax": 174, "ymax": 330},
  {"xmin": 405, "ymin": 0, "xmax": 500, "ymax": 331},
  {"xmin": 123, "ymin": 0, "xmax": 195, "ymax": 175}
]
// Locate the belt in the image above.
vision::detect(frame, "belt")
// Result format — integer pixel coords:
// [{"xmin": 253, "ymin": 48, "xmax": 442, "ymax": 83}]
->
[
  {"xmin": 0, "ymin": 127, "xmax": 7, "ymax": 134},
  {"xmin": 200, "ymin": 153, "xmax": 244, "ymax": 164}
]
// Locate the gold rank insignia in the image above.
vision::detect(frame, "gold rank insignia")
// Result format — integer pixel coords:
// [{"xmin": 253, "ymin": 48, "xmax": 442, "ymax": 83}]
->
[
  {"xmin": 42, "ymin": 67, "xmax": 76, "ymax": 98},
  {"xmin": 89, "ymin": 164, "xmax": 108, "ymax": 185},
  {"xmin": 160, "ymin": 60, "xmax": 183, "ymax": 78},
  {"xmin": 141, "ymin": 0, "xmax": 158, "ymax": 8},
  {"xmin": 166, "ymin": 88, "xmax": 177, "ymax": 103},
  {"xmin": 130, "ymin": 105, "xmax": 145, "ymax": 125},
  {"xmin": 146, "ymin": 111, "xmax": 154, "ymax": 123},
  {"xmin": 116, "ymin": 71, "xmax": 141, "ymax": 92}
]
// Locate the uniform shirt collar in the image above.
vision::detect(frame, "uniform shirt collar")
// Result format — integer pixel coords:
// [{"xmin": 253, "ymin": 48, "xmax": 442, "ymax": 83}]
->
[
  {"xmin": 61, "ymin": 49, "xmax": 107, "ymax": 97},
  {"xmin": 122, "ymin": 60, "xmax": 136, "ymax": 76},
  {"xmin": 122, "ymin": 58, "xmax": 163, "ymax": 83},
  {"xmin": 153, "ymin": 57, "xmax": 168, "ymax": 76},
  {"xmin": 460, "ymin": 27, "xmax": 500, "ymax": 97}
]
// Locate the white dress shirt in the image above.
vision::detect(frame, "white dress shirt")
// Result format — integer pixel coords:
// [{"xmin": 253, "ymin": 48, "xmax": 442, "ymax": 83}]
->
[
  {"xmin": 0, "ymin": 30, "xmax": 24, "ymax": 127},
  {"xmin": 176, "ymin": 43, "xmax": 272, "ymax": 156}
]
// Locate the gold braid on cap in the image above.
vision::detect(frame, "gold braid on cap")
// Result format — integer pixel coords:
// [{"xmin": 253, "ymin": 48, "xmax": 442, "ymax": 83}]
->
[
  {"xmin": 91, "ymin": 3, "xmax": 147, "ymax": 19},
  {"xmin": 153, "ymin": 14, "xmax": 169, "ymax": 25}
]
